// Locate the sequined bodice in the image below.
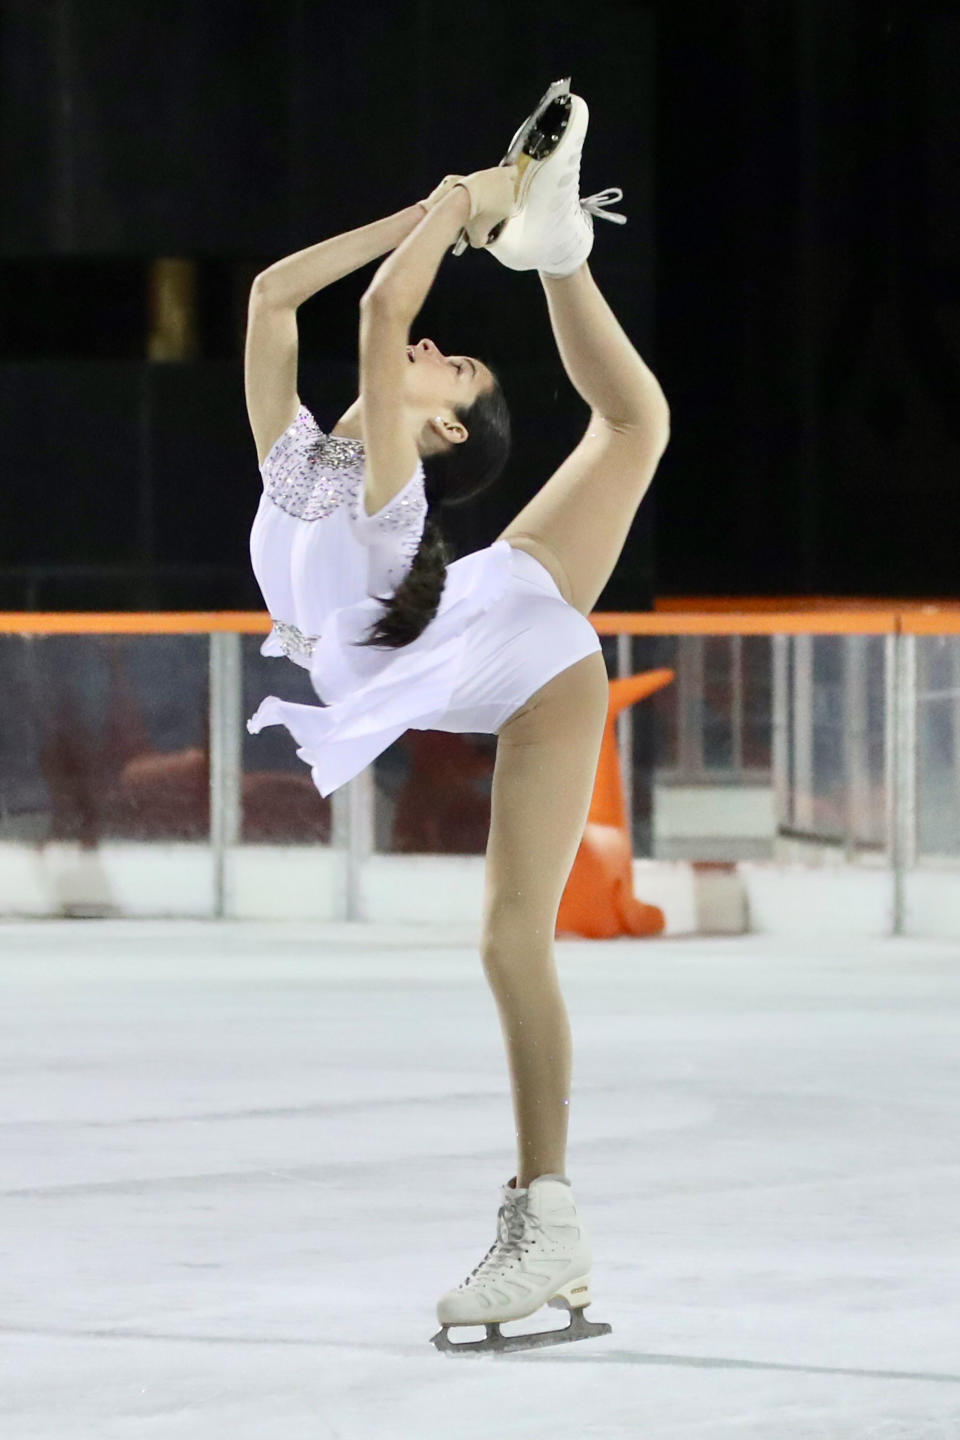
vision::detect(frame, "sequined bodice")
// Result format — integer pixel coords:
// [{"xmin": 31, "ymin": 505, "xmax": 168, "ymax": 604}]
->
[
  {"xmin": 260, "ymin": 406, "xmax": 426, "ymax": 551},
  {"xmin": 250, "ymin": 404, "xmax": 428, "ymax": 667},
  {"xmin": 262, "ymin": 424, "xmax": 367, "ymax": 522}
]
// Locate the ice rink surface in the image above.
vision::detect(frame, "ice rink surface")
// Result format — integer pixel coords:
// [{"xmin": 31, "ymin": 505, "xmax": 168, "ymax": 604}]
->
[{"xmin": 1, "ymin": 920, "xmax": 959, "ymax": 1440}]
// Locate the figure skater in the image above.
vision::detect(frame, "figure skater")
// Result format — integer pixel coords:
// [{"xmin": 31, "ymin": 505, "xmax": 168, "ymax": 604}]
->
[{"xmin": 244, "ymin": 82, "xmax": 669, "ymax": 1354}]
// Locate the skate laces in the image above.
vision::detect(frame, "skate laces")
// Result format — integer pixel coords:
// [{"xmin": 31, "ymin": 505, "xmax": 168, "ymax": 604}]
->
[
  {"xmin": 465, "ymin": 1192, "xmax": 543, "ymax": 1284},
  {"xmin": 563, "ymin": 140, "xmax": 626, "ymax": 227},
  {"xmin": 582, "ymin": 188, "xmax": 627, "ymax": 225}
]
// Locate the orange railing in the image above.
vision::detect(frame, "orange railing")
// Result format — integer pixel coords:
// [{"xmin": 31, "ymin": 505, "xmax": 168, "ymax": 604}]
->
[{"xmin": 2, "ymin": 603, "xmax": 960, "ymax": 635}]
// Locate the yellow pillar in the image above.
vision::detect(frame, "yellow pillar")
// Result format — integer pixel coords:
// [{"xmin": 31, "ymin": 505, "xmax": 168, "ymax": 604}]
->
[{"xmin": 147, "ymin": 258, "xmax": 199, "ymax": 361}]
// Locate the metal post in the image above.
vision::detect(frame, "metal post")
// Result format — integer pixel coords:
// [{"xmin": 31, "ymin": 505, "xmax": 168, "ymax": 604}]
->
[
  {"xmin": 330, "ymin": 781, "xmax": 351, "ymax": 921},
  {"xmin": 889, "ymin": 631, "xmax": 917, "ymax": 936},
  {"xmin": 340, "ymin": 768, "xmax": 374, "ymax": 921},
  {"xmin": 209, "ymin": 632, "xmax": 242, "ymax": 919},
  {"xmin": 616, "ymin": 633, "xmax": 634, "ymax": 845},
  {"xmin": 772, "ymin": 634, "xmax": 790, "ymax": 833},
  {"xmin": 952, "ymin": 640, "xmax": 960, "ymax": 852},
  {"xmin": 884, "ymin": 633, "xmax": 897, "ymax": 891},
  {"xmin": 793, "ymin": 634, "xmax": 814, "ymax": 835}
]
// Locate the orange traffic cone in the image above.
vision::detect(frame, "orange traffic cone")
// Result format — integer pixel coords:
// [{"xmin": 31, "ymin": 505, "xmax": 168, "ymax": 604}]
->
[{"xmin": 556, "ymin": 668, "xmax": 674, "ymax": 939}]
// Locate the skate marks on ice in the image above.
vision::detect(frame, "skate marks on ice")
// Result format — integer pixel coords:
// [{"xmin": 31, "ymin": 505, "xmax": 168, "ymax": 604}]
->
[
  {"xmin": 488, "ymin": 1344, "xmax": 960, "ymax": 1385},
  {"xmin": 4, "ymin": 1321, "xmax": 959, "ymax": 1387},
  {"xmin": 0, "ymin": 1321, "xmax": 430, "ymax": 1361},
  {"xmin": 426, "ymin": 1314, "xmax": 960, "ymax": 1380}
]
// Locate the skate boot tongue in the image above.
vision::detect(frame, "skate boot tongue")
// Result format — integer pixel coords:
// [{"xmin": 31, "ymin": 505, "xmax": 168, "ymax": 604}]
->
[{"xmin": 503, "ymin": 1174, "xmax": 571, "ymax": 1205}]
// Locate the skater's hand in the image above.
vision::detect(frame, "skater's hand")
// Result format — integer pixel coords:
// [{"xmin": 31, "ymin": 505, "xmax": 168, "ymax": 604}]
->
[
  {"xmin": 455, "ymin": 165, "xmax": 519, "ymax": 247},
  {"xmin": 419, "ymin": 174, "xmax": 466, "ymax": 214}
]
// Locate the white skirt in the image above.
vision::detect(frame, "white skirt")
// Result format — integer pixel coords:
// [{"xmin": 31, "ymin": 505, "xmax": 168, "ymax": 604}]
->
[{"xmin": 247, "ymin": 539, "xmax": 601, "ymax": 797}]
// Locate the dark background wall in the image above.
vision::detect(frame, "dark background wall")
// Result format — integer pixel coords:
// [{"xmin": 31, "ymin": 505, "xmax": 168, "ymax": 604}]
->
[
  {"xmin": 657, "ymin": 0, "xmax": 960, "ymax": 598},
  {"xmin": 0, "ymin": 0, "xmax": 957, "ymax": 611}
]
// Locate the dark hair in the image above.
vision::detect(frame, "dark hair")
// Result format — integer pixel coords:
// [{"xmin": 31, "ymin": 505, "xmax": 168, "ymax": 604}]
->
[{"xmin": 354, "ymin": 368, "xmax": 512, "ymax": 650}]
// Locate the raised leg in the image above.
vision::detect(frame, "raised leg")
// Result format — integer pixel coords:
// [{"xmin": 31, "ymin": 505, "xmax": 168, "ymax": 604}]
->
[
  {"xmin": 481, "ymin": 650, "xmax": 609, "ymax": 1188},
  {"xmin": 498, "ymin": 262, "xmax": 670, "ymax": 617}
]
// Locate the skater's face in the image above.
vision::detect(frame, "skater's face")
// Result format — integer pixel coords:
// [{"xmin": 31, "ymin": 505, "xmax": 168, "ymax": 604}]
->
[{"xmin": 405, "ymin": 338, "xmax": 494, "ymax": 450}]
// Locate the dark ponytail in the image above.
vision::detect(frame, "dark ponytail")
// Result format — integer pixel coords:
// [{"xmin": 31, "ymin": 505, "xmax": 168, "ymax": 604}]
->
[{"xmin": 354, "ymin": 368, "xmax": 512, "ymax": 650}]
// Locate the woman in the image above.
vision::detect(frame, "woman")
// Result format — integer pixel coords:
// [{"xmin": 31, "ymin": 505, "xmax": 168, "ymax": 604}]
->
[{"xmin": 244, "ymin": 91, "xmax": 669, "ymax": 1353}]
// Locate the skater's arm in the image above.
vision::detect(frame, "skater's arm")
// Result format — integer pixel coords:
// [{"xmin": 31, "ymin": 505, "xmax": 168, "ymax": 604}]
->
[
  {"xmin": 252, "ymin": 204, "xmax": 429, "ymax": 311},
  {"xmin": 246, "ymin": 205, "xmax": 438, "ymax": 464},
  {"xmin": 358, "ymin": 172, "xmax": 515, "ymax": 514},
  {"xmin": 361, "ymin": 186, "xmax": 470, "ymax": 321},
  {"xmin": 357, "ymin": 187, "xmax": 474, "ymax": 513},
  {"xmin": 244, "ymin": 291, "xmax": 302, "ymax": 466}
]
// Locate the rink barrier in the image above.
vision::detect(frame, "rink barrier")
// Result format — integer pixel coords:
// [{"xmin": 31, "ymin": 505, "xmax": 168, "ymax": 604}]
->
[
  {"xmin": 4, "ymin": 602, "xmax": 960, "ymax": 635},
  {"xmin": 2, "ymin": 604, "xmax": 960, "ymax": 931}
]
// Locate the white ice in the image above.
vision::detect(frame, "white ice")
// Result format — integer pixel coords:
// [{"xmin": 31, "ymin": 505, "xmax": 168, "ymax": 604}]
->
[{"xmin": 1, "ymin": 920, "xmax": 959, "ymax": 1440}]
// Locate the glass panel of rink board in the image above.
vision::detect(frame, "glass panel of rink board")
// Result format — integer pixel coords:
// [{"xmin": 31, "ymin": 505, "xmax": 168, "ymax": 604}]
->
[
  {"xmin": 0, "ymin": 633, "xmax": 208, "ymax": 844},
  {"xmin": 916, "ymin": 635, "xmax": 960, "ymax": 858}
]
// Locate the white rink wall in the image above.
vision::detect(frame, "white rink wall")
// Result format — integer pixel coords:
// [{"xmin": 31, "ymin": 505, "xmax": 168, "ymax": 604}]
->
[{"xmin": 1, "ymin": 841, "xmax": 959, "ymax": 940}]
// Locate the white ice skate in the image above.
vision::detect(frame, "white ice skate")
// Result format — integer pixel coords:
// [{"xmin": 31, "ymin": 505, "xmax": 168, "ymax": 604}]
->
[
  {"xmin": 452, "ymin": 77, "xmax": 626, "ymax": 278},
  {"xmin": 431, "ymin": 1173, "xmax": 612, "ymax": 1356},
  {"xmin": 451, "ymin": 77, "xmax": 575, "ymax": 258}
]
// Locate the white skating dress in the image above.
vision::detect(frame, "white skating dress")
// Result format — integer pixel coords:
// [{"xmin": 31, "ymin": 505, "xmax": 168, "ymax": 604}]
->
[{"xmin": 247, "ymin": 403, "xmax": 601, "ymax": 796}]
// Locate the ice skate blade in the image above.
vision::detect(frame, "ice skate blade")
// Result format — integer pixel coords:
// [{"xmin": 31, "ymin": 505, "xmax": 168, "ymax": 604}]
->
[
  {"xmin": 502, "ymin": 78, "xmax": 573, "ymax": 166},
  {"xmin": 452, "ymin": 77, "xmax": 573, "ymax": 257},
  {"xmin": 430, "ymin": 1304, "xmax": 612, "ymax": 1357}
]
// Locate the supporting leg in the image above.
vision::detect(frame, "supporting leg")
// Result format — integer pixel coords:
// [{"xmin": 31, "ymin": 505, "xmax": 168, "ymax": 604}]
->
[
  {"xmin": 481, "ymin": 651, "xmax": 609, "ymax": 1187},
  {"xmin": 487, "ymin": 942, "xmax": 573, "ymax": 1191}
]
